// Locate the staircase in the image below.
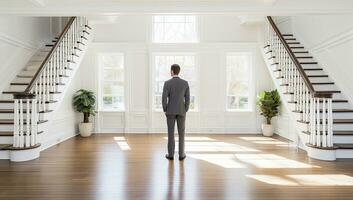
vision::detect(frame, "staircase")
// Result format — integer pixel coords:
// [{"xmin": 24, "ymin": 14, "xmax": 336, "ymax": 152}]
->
[
  {"xmin": 0, "ymin": 17, "xmax": 91, "ymax": 161},
  {"xmin": 262, "ymin": 16, "xmax": 353, "ymax": 161}
]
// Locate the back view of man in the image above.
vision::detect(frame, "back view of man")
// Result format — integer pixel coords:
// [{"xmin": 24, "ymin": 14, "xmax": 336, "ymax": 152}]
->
[{"xmin": 162, "ymin": 64, "xmax": 190, "ymax": 161}]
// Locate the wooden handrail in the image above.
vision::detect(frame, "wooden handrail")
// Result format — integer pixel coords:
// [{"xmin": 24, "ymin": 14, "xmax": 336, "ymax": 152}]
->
[
  {"xmin": 23, "ymin": 17, "xmax": 76, "ymax": 93},
  {"xmin": 267, "ymin": 16, "xmax": 332, "ymax": 98}
]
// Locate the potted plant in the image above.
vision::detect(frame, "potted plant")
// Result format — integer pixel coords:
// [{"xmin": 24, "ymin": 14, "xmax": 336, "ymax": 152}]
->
[
  {"xmin": 73, "ymin": 89, "xmax": 97, "ymax": 137},
  {"xmin": 257, "ymin": 90, "xmax": 281, "ymax": 136}
]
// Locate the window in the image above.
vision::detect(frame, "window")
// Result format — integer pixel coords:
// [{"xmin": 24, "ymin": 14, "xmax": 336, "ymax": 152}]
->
[
  {"xmin": 153, "ymin": 54, "xmax": 197, "ymax": 111},
  {"xmin": 152, "ymin": 16, "xmax": 198, "ymax": 43},
  {"xmin": 226, "ymin": 53, "xmax": 252, "ymax": 111},
  {"xmin": 99, "ymin": 53, "xmax": 125, "ymax": 111}
]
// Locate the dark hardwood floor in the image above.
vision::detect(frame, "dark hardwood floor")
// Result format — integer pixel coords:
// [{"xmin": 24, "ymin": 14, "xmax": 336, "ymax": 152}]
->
[{"xmin": 1, "ymin": 134, "xmax": 353, "ymax": 200}]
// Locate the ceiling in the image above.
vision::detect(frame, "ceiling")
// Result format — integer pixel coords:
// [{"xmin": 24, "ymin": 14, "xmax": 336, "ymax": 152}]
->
[{"xmin": 0, "ymin": 0, "xmax": 352, "ymax": 16}]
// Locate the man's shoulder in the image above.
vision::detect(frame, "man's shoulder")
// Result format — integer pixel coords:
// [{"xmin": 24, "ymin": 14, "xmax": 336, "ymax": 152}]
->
[{"xmin": 179, "ymin": 78, "xmax": 188, "ymax": 85}]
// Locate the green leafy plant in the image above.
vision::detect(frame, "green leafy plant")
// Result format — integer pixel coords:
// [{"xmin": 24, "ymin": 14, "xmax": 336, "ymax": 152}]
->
[
  {"xmin": 257, "ymin": 90, "xmax": 281, "ymax": 125},
  {"xmin": 73, "ymin": 89, "xmax": 97, "ymax": 123}
]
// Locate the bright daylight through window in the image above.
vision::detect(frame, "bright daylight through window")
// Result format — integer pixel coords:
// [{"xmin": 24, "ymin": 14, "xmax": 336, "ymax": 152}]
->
[
  {"xmin": 226, "ymin": 53, "xmax": 252, "ymax": 111},
  {"xmin": 153, "ymin": 54, "xmax": 197, "ymax": 111},
  {"xmin": 153, "ymin": 15, "xmax": 198, "ymax": 43},
  {"xmin": 99, "ymin": 54, "xmax": 125, "ymax": 111}
]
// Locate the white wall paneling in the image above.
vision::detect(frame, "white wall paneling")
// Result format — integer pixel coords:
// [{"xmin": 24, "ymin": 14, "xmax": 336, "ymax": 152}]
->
[{"xmin": 79, "ymin": 14, "xmax": 273, "ymax": 134}]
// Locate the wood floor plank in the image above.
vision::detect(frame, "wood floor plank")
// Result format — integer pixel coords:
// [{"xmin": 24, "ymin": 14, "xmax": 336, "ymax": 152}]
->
[{"xmin": 0, "ymin": 134, "xmax": 353, "ymax": 200}]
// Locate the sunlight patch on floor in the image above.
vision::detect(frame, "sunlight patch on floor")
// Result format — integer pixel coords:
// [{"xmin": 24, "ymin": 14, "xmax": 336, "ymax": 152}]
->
[
  {"xmin": 239, "ymin": 137, "xmax": 277, "ymax": 141},
  {"xmin": 114, "ymin": 137, "xmax": 131, "ymax": 151},
  {"xmin": 163, "ymin": 136, "xmax": 215, "ymax": 141},
  {"xmin": 185, "ymin": 142, "xmax": 260, "ymax": 152},
  {"xmin": 247, "ymin": 174, "xmax": 353, "ymax": 186},
  {"xmin": 247, "ymin": 175, "xmax": 298, "ymax": 186},
  {"xmin": 253, "ymin": 141, "xmax": 288, "ymax": 145},
  {"xmin": 235, "ymin": 154, "xmax": 319, "ymax": 168},
  {"xmin": 188, "ymin": 154, "xmax": 246, "ymax": 168}
]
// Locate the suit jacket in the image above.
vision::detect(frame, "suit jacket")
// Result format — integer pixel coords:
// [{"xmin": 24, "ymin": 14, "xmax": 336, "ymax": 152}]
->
[{"xmin": 162, "ymin": 77, "xmax": 190, "ymax": 115}]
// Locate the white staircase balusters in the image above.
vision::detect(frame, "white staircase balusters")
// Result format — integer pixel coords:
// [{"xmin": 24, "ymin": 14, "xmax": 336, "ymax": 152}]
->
[
  {"xmin": 12, "ymin": 17, "xmax": 89, "ymax": 148},
  {"xmin": 265, "ymin": 16, "xmax": 334, "ymax": 149}
]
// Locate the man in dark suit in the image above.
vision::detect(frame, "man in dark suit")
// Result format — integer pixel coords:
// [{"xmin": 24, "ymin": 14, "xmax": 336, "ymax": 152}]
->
[{"xmin": 162, "ymin": 64, "xmax": 190, "ymax": 161}]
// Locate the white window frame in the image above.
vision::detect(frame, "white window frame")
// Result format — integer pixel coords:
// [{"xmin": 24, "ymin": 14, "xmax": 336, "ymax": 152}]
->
[
  {"xmin": 151, "ymin": 15, "xmax": 200, "ymax": 44},
  {"xmin": 98, "ymin": 53, "xmax": 126, "ymax": 112},
  {"xmin": 225, "ymin": 52, "xmax": 254, "ymax": 112},
  {"xmin": 151, "ymin": 52, "xmax": 199, "ymax": 112}
]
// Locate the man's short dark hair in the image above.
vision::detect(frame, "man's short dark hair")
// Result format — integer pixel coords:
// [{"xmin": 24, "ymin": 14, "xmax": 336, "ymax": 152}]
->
[{"xmin": 171, "ymin": 64, "xmax": 181, "ymax": 75}]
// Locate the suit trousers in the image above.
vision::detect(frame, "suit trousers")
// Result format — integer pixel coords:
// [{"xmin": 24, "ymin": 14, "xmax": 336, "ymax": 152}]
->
[{"xmin": 166, "ymin": 114, "xmax": 186, "ymax": 157}]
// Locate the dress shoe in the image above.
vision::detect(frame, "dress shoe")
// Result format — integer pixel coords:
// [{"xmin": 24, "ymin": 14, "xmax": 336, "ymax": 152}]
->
[
  {"xmin": 179, "ymin": 155, "xmax": 186, "ymax": 161},
  {"xmin": 165, "ymin": 154, "xmax": 174, "ymax": 160}
]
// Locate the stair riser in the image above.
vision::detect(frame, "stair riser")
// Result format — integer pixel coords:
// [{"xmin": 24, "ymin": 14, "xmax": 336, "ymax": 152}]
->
[
  {"xmin": 279, "ymin": 77, "xmax": 332, "ymax": 84},
  {"xmin": 334, "ymin": 136, "xmax": 353, "ymax": 144},
  {"xmin": 19, "ymin": 68, "xmax": 72, "ymax": 77},
  {"xmin": 0, "ymin": 136, "xmax": 13, "ymax": 144},
  {"xmin": 281, "ymin": 85, "xmax": 338, "ymax": 92},
  {"xmin": 12, "ymin": 78, "xmax": 65, "ymax": 85},
  {"xmin": 0, "ymin": 112, "xmax": 49, "ymax": 121},
  {"xmin": 293, "ymin": 52, "xmax": 310, "ymax": 56},
  {"xmin": 336, "ymin": 149, "xmax": 353, "ymax": 158},
  {"xmin": 0, "ymin": 123, "xmax": 45, "ymax": 132},
  {"xmin": 288, "ymin": 44, "xmax": 304, "ymax": 48},
  {"xmin": 26, "ymin": 62, "xmax": 70, "ymax": 71},
  {"xmin": 289, "ymin": 103, "xmax": 350, "ymax": 110},
  {"xmin": 0, "ymin": 103, "xmax": 56, "ymax": 110},
  {"xmin": 299, "ymin": 123, "xmax": 353, "ymax": 132},
  {"xmin": 9, "ymin": 85, "xmax": 64, "ymax": 92},
  {"xmin": 284, "ymin": 93, "xmax": 344, "ymax": 102},
  {"xmin": 293, "ymin": 112, "xmax": 353, "ymax": 120},
  {"xmin": 274, "ymin": 70, "xmax": 325, "ymax": 77},
  {"xmin": 18, "ymin": 70, "xmax": 36, "ymax": 76},
  {"xmin": 296, "ymin": 58, "xmax": 316, "ymax": 62},
  {"xmin": 309, "ymin": 77, "xmax": 332, "ymax": 82}
]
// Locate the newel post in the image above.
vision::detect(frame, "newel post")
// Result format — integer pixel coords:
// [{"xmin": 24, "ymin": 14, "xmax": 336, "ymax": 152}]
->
[{"xmin": 13, "ymin": 93, "xmax": 38, "ymax": 148}]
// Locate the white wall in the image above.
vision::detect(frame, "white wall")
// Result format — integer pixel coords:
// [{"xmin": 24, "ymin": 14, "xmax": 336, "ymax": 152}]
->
[
  {"xmin": 79, "ymin": 15, "xmax": 273, "ymax": 134},
  {"xmin": 0, "ymin": 16, "xmax": 57, "ymax": 95}
]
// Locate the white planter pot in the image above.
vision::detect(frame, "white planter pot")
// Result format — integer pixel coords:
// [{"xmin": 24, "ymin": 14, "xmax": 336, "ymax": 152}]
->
[
  {"xmin": 79, "ymin": 123, "xmax": 93, "ymax": 137},
  {"xmin": 261, "ymin": 124, "xmax": 274, "ymax": 137}
]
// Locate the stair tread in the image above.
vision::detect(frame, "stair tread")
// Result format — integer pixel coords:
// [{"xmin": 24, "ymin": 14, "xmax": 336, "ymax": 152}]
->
[
  {"xmin": 308, "ymin": 75, "xmax": 328, "ymax": 77},
  {"xmin": 274, "ymin": 68, "xmax": 323, "ymax": 72},
  {"xmin": 303, "ymin": 130, "xmax": 353, "ymax": 136},
  {"xmin": 300, "ymin": 62, "xmax": 318, "ymax": 64},
  {"xmin": 296, "ymin": 56, "xmax": 313, "ymax": 59},
  {"xmin": 298, "ymin": 119, "xmax": 353, "ymax": 124},
  {"xmin": 336, "ymin": 144, "xmax": 353, "ymax": 149},
  {"xmin": 0, "ymin": 130, "xmax": 43, "ymax": 136},
  {"xmin": 316, "ymin": 90, "xmax": 341, "ymax": 93},
  {"xmin": 288, "ymin": 99, "xmax": 348, "ymax": 103},
  {"xmin": 10, "ymin": 82, "xmax": 65, "ymax": 86},
  {"xmin": 0, "ymin": 109, "xmax": 53, "ymax": 113},
  {"xmin": 0, "ymin": 100, "xmax": 57, "ymax": 104},
  {"xmin": 293, "ymin": 109, "xmax": 353, "ymax": 113},
  {"xmin": 293, "ymin": 51, "xmax": 309, "ymax": 53},
  {"xmin": 0, "ymin": 100, "xmax": 14, "ymax": 103},
  {"xmin": 0, "ymin": 119, "xmax": 48, "ymax": 125},
  {"xmin": 3, "ymin": 91, "xmax": 61, "ymax": 94},
  {"xmin": 17, "ymin": 74, "xmax": 69, "ymax": 78}
]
